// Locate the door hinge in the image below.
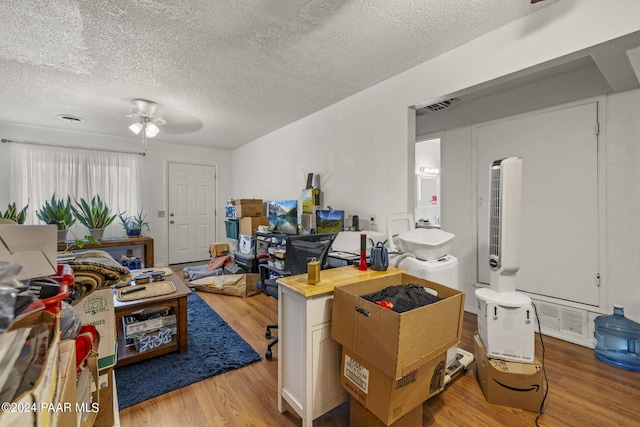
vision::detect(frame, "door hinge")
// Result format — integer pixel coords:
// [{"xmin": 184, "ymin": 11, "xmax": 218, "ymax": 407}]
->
[
  {"xmin": 595, "ymin": 122, "xmax": 600, "ymax": 135},
  {"xmin": 596, "ymin": 273, "xmax": 601, "ymax": 287}
]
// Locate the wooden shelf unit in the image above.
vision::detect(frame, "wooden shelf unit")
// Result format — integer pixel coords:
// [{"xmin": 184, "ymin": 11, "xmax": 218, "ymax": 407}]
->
[
  {"xmin": 113, "ymin": 273, "xmax": 191, "ymax": 367},
  {"xmin": 58, "ymin": 236, "xmax": 154, "ymax": 267}
]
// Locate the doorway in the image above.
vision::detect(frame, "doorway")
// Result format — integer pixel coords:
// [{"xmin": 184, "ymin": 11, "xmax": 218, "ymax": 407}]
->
[
  {"xmin": 168, "ymin": 162, "xmax": 217, "ymax": 264},
  {"xmin": 415, "ymin": 136, "xmax": 441, "ymax": 227}
]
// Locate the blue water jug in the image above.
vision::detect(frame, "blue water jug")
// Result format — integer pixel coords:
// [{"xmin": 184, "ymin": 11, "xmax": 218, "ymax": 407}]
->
[{"xmin": 594, "ymin": 305, "xmax": 640, "ymax": 371}]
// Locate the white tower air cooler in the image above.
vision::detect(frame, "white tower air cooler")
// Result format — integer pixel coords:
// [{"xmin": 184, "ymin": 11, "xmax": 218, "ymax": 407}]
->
[{"xmin": 476, "ymin": 157, "xmax": 535, "ymax": 363}]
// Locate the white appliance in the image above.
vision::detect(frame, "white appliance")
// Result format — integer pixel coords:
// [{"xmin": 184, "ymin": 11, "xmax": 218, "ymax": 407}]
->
[
  {"xmin": 475, "ymin": 157, "xmax": 535, "ymax": 363},
  {"xmin": 387, "ymin": 214, "xmax": 473, "ymax": 382}
]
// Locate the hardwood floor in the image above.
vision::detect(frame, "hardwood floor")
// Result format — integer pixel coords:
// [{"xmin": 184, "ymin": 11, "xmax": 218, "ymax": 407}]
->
[{"xmin": 118, "ymin": 273, "xmax": 640, "ymax": 427}]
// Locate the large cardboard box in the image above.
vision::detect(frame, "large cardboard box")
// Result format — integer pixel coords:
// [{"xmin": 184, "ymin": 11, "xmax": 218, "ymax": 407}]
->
[
  {"xmin": 341, "ymin": 348, "xmax": 446, "ymax": 425},
  {"xmin": 55, "ymin": 339, "xmax": 79, "ymax": 427},
  {"xmin": 1, "ymin": 310, "xmax": 59, "ymax": 427},
  {"xmin": 231, "ymin": 199, "xmax": 263, "ymax": 217},
  {"xmin": 331, "ymin": 272, "xmax": 465, "ymax": 379},
  {"xmin": 73, "ymin": 287, "xmax": 117, "ymax": 370},
  {"xmin": 349, "ymin": 396, "xmax": 422, "ymax": 427},
  {"xmin": 239, "ymin": 216, "xmax": 269, "ymax": 236},
  {"xmin": 474, "ymin": 335, "xmax": 545, "ymax": 412}
]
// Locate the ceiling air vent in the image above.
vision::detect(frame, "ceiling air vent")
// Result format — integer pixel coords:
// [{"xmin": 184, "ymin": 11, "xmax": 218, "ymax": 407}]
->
[
  {"xmin": 57, "ymin": 114, "xmax": 84, "ymax": 123},
  {"xmin": 414, "ymin": 97, "xmax": 460, "ymax": 116}
]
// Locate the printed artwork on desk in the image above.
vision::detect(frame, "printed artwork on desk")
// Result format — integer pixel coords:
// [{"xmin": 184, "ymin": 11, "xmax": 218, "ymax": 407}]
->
[
  {"xmin": 316, "ymin": 210, "xmax": 344, "ymax": 233},
  {"xmin": 268, "ymin": 200, "xmax": 298, "ymax": 234}
]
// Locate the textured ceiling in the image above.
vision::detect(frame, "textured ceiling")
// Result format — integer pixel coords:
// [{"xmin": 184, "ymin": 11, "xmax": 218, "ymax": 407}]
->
[{"xmin": 0, "ymin": 0, "xmax": 560, "ymax": 150}]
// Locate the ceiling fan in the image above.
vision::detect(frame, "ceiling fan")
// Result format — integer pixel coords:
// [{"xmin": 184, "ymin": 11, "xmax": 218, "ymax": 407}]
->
[{"xmin": 126, "ymin": 99, "xmax": 166, "ymax": 149}]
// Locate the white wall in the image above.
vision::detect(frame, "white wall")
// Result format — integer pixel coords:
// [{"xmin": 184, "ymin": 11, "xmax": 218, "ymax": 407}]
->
[
  {"xmin": 231, "ymin": 0, "xmax": 640, "ymax": 321},
  {"xmin": 0, "ymin": 123, "xmax": 233, "ymax": 267},
  {"xmin": 605, "ymin": 89, "xmax": 640, "ymax": 320}
]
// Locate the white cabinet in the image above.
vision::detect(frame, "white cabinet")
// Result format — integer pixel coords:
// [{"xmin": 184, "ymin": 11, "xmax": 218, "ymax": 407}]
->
[{"xmin": 278, "ymin": 286, "xmax": 347, "ymax": 427}]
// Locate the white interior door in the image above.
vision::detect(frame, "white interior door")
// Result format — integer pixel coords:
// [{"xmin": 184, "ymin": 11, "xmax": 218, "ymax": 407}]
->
[
  {"xmin": 475, "ymin": 101, "xmax": 600, "ymax": 306},
  {"xmin": 168, "ymin": 162, "xmax": 217, "ymax": 264}
]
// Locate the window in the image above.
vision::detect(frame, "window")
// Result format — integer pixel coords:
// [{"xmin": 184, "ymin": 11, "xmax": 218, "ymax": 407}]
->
[{"xmin": 9, "ymin": 143, "xmax": 142, "ymax": 239}]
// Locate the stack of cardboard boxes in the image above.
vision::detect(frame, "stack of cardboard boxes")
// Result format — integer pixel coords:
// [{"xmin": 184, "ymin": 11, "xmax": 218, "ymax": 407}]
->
[
  {"xmin": 473, "ymin": 335, "xmax": 545, "ymax": 412},
  {"xmin": 228, "ymin": 199, "xmax": 267, "ymax": 273},
  {"xmin": 331, "ymin": 272, "xmax": 465, "ymax": 427}
]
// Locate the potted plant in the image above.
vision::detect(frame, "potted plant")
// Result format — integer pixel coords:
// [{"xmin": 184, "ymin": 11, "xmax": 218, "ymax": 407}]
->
[
  {"xmin": 118, "ymin": 209, "xmax": 150, "ymax": 237},
  {"xmin": 71, "ymin": 195, "xmax": 117, "ymax": 240},
  {"xmin": 36, "ymin": 195, "xmax": 76, "ymax": 241},
  {"xmin": 1, "ymin": 202, "xmax": 29, "ymax": 224}
]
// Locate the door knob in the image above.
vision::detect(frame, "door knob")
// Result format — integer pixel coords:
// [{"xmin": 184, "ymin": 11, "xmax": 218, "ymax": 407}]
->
[
  {"xmin": 170, "ymin": 213, "xmax": 174, "ymax": 217},
  {"xmin": 170, "ymin": 220, "xmax": 174, "ymax": 224}
]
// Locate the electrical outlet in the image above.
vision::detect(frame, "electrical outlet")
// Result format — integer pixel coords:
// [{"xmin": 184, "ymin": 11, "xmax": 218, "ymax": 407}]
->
[{"xmin": 370, "ymin": 214, "xmax": 376, "ymax": 224}]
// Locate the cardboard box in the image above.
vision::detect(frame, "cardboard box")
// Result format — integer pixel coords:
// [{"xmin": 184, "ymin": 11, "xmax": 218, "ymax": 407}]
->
[
  {"xmin": 55, "ymin": 339, "xmax": 79, "ymax": 427},
  {"xmin": 474, "ymin": 335, "xmax": 545, "ymax": 412},
  {"xmin": 122, "ymin": 311, "xmax": 177, "ymax": 347},
  {"xmin": 239, "ymin": 216, "xmax": 269, "ymax": 236},
  {"xmin": 476, "ymin": 298, "xmax": 535, "ymax": 363},
  {"xmin": 1, "ymin": 310, "xmax": 59, "ymax": 427},
  {"xmin": 73, "ymin": 287, "xmax": 117, "ymax": 370},
  {"xmin": 122, "ymin": 311, "xmax": 177, "ymax": 337},
  {"xmin": 331, "ymin": 272, "xmax": 465, "ymax": 379},
  {"xmin": 134, "ymin": 327, "xmax": 173, "ymax": 352},
  {"xmin": 94, "ymin": 367, "xmax": 117, "ymax": 427},
  {"xmin": 231, "ymin": 199, "xmax": 263, "ymax": 217},
  {"xmin": 350, "ymin": 397, "xmax": 422, "ymax": 427},
  {"xmin": 341, "ymin": 347, "xmax": 446, "ymax": 425}
]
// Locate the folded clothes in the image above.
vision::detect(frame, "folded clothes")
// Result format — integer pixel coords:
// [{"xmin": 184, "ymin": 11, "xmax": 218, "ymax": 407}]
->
[
  {"xmin": 62, "ymin": 250, "xmax": 132, "ymax": 305},
  {"xmin": 361, "ymin": 284, "xmax": 442, "ymax": 313},
  {"xmin": 183, "ymin": 264, "xmax": 224, "ymax": 281},
  {"xmin": 63, "ymin": 250, "xmax": 131, "ymax": 287}
]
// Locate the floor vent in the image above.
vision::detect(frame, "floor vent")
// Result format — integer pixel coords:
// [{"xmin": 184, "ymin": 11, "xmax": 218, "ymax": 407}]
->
[{"xmin": 533, "ymin": 299, "xmax": 589, "ymax": 343}]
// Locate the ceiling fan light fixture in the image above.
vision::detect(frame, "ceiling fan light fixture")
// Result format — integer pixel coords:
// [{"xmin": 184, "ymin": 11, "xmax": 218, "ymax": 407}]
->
[
  {"xmin": 129, "ymin": 121, "xmax": 144, "ymax": 135},
  {"xmin": 145, "ymin": 122, "xmax": 160, "ymax": 137}
]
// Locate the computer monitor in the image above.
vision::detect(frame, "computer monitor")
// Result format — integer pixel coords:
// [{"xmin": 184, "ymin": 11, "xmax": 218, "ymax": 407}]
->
[
  {"xmin": 268, "ymin": 200, "xmax": 298, "ymax": 234},
  {"xmin": 285, "ymin": 233, "xmax": 337, "ymax": 275},
  {"xmin": 315, "ymin": 210, "xmax": 344, "ymax": 233}
]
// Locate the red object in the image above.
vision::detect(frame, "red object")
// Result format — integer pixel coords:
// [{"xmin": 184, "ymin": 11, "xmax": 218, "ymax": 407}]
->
[
  {"xmin": 41, "ymin": 284, "xmax": 69, "ymax": 314},
  {"xmin": 358, "ymin": 233, "xmax": 368, "ymax": 271},
  {"xmin": 375, "ymin": 301, "xmax": 394, "ymax": 310},
  {"xmin": 52, "ymin": 264, "xmax": 74, "ymax": 286},
  {"xmin": 75, "ymin": 325, "xmax": 98, "ymax": 371},
  {"xmin": 43, "ymin": 264, "xmax": 73, "ymax": 313}
]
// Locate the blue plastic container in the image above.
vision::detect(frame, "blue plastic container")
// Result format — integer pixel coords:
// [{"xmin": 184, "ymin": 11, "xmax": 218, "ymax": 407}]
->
[{"xmin": 594, "ymin": 305, "xmax": 640, "ymax": 371}]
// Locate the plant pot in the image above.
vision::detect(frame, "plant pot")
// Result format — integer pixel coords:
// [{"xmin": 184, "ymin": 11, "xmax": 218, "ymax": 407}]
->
[
  {"xmin": 126, "ymin": 229, "xmax": 141, "ymax": 238},
  {"xmin": 89, "ymin": 228, "xmax": 105, "ymax": 240},
  {"xmin": 57, "ymin": 229, "xmax": 68, "ymax": 242}
]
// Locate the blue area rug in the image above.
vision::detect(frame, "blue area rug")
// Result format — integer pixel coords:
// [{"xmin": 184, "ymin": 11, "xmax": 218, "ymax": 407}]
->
[{"xmin": 115, "ymin": 291, "xmax": 261, "ymax": 409}]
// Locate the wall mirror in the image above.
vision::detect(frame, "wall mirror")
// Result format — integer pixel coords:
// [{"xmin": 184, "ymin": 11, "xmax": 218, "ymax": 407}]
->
[{"xmin": 416, "ymin": 175, "xmax": 439, "ymax": 208}]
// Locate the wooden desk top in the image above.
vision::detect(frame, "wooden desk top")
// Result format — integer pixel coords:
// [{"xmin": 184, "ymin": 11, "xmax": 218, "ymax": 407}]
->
[
  {"xmin": 113, "ymin": 272, "xmax": 192, "ymax": 310},
  {"xmin": 276, "ymin": 266, "xmax": 403, "ymax": 298}
]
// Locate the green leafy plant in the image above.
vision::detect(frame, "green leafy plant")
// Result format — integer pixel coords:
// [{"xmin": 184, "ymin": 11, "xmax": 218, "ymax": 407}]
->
[
  {"xmin": 118, "ymin": 209, "xmax": 150, "ymax": 233},
  {"xmin": 71, "ymin": 195, "xmax": 117, "ymax": 230},
  {"xmin": 36, "ymin": 195, "xmax": 76, "ymax": 230},
  {"xmin": 1, "ymin": 202, "xmax": 29, "ymax": 224},
  {"xmin": 61, "ymin": 230, "xmax": 101, "ymax": 251}
]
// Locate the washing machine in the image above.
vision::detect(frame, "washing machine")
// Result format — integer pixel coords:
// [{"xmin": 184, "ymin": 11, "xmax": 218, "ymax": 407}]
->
[{"xmin": 389, "ymin": 224, "xmax": 473, "ymax": 383}]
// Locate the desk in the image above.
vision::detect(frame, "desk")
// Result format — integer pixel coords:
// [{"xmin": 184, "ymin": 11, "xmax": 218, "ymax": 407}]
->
[
  {"xmin": 276, "ymin": 266, "xmax": 402, "ymax": 427},
  {"xmin": 58, "ymin": 236, "xmax": 154, "ymax": 268},
  {"xmin": 113, "ymin": 272, "xmax": 191, "ymax": 367}
]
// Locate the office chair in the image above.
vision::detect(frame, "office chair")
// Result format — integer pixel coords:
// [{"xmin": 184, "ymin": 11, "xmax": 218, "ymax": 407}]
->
[{"xmin": 256, "ymin": 233, "xmax": 337, "ymax": 360}]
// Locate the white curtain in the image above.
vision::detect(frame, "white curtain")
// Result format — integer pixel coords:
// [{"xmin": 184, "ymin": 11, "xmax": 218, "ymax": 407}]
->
[{"xmin": 9, "ymin": 143, "xmax": 142, "ymax": 239}]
